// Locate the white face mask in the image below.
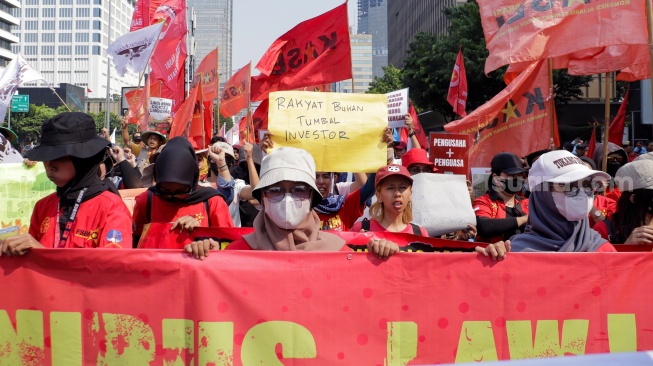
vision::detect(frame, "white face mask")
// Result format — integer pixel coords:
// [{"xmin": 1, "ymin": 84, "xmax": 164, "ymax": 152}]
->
[
  {"xmin": 264, "ymin": 194, "xmax": 311, "ymax": 230},
  {"xmin": 551, "ymin": 191, "xmax": 594, "ymax": 221}
]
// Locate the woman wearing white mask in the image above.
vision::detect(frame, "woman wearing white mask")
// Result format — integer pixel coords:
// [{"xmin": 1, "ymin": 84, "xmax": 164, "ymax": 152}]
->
[
  {"xmin": 185, "ymin": 147, "xmax": 398, "ymax": 257},
  {"xmin": 510, "ymin": 150, "xmax": 616, "ymax": 252}
]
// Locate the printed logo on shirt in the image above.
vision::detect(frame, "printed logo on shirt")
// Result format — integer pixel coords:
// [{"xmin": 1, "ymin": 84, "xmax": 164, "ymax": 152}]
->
[
  {"xmin": 321, "ymin": 215, "xmax": 343, "ymax": 231},
  {"xmin": 106, "ymin": 230, "xmax": 123, "ymax": 244},
  {"xmin": 75, "ymin": 228, "xmax": 100, "ymax": 243},
  {"xmin": 193, "ymin": 213, "xmax": 205, "ymax": 223},
  {"xmin": 40, "ymin": 217, "xmax": 50, "ymax": 234}
]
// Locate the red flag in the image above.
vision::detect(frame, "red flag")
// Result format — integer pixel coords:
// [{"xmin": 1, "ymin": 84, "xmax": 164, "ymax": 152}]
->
[
  {"xmin": 444, "ymin": 60, "xmax": 551, "ymax": 168},
  {"xmin": 220, "ymin": 63, "xmax": 251, "ymax": 118},
  {"xmin": 408, "ymin": 103, "xmax": 428, "ymax": 149},
  {"xmin": 193, "ymin": 47, "xmax": 219, "ymax": 101},
  {"xmin": 481, "ymin": 0, "xmax": 647, "ymax": 74},
  {"xmin": 169, "ymin": 86, "xmax": 198, "ymax": 140},
  {"xmin": 238, "ymin": 115, "xmax": 255, "ymax": 144},
  {"xmin": 130, "ymin": 0, "xmax": 150, "ymax": 31},
  {"xmin": 608, "ymin": 86, "xmax": 629, "ymax": 146},
  {"xmin": 447, "ymin": 49, "xmax": 468, "ymax": 117},
  {"xmin": 252, "ymin": 99, "xmax": 269, "ymax": 143},
  {"xmin": 202, "ymin": 100, "xmax": 213, "ymax": 147},
  {"xmin": 587, "ymin": 125, "xmax": 597, "ymax": 159},
  {"xmin": 250, "ymin": 3, "xmax": 351, "ymax": 101}
]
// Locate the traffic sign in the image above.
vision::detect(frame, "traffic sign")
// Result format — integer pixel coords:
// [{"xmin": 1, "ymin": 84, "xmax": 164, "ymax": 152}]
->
[{"xmin": 11, "ymin": 95, "xmax": 29, "ymax": 112}]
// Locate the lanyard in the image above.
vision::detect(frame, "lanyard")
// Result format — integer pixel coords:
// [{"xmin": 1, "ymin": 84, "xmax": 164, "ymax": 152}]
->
[{"xmin": 55, "ymin": 188, "xmax": 87, "ymax": 248}]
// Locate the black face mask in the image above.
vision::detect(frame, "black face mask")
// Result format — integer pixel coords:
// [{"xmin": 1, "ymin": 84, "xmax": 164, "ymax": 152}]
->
[
  {"xmin": 499, "ymin": 178, "xmax": 523, "ymax": 194},
  {"xmin": 606, "ymin": 162, "xmax": 622, "ymax": 177}
]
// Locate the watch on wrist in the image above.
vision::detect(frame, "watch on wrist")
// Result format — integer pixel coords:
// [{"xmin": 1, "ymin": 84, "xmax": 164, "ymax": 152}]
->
[
  {"xmin": 593, "ymin": 210, "xmax": 602, "ymax": 217},
  {"xmin": 408, "ymin": 131, "xmax": 416, "ymax": 137}
]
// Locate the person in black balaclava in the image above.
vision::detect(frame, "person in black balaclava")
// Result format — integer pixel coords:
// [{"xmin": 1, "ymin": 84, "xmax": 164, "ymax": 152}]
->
[{"xmin": 592, "ymin": 142, "xmax": 628, "ymax": 202}]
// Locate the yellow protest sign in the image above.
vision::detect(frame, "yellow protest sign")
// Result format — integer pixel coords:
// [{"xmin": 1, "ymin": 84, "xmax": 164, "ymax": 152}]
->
[
  {"xmin": 0, "ymin": 163, "xmax": 55, "ymax": 233},
  {"xmin": 268, "ymin": 91, "xmax": 387, "ymax": 172}
]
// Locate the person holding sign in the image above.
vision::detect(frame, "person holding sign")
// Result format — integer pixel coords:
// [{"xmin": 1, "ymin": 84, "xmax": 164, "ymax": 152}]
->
[
  {"xmin": 1, "ymin": 112, "xmax": 133, "ymax": 255},
  {"xmin": 593, "ymin": 160, "xmax": 653, "ymax": 244},
  {"xmin": 132, "ymin": 137, "xmax": 234, "ymax": 248},
  {"xmin": 474, "ymin": 152, "xmax": 529, "ymax": 244},
  {"xmin": 510, "ymin": 150, "xmax": 616, "ymax": 252}
]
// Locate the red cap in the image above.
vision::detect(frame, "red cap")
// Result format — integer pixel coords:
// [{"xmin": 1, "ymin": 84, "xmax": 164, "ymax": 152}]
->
[
  {"xmin": 375, "ymin": 164, "xmax": 413, "ymax": 187},
  {"xmin": 401, "ymin": 148, "xmax": 437, "ymax": 172}
]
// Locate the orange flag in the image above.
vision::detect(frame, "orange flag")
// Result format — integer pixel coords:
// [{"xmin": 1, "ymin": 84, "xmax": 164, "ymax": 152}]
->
[
  {"xmin": 481, "ymin": 0, "xmax": 648, "ymax": 74},
  {"xmin": 444, "ymin": 61, "xmax": 551, "ymax": 168},
  {"xmin": 193, "ymin": 47, "xmax": 219, "ymax": 101},
  {"xmin": 169, "ymin": 86, "xmax": 199, "ymax": 141},
  {"xmin": 446, "ymin": 49, "xmax": 468, "ymax": 117},
  {"xmin": 238, "ymin": 115, "xmax": 255, "ymax": 144},
  {"xmin": 251, "ymin": 3, "xmax": 351, "ymax": 101},
  {"xmin": 220, "ymin": 62, "xmax": 251, "ymax": 118}
]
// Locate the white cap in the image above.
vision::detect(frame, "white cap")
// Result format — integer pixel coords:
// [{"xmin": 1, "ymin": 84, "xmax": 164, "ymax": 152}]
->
[
  {"xmin": 212, "ymin": 141, "xmax": 235, "ymax": 159},
  {"xmin": 615, "ymin": 160, "xmax": 653, "ymax": 191},
  {"xmin": 528, "ymin": 150, "xmax": 610, "ymax": 188}
]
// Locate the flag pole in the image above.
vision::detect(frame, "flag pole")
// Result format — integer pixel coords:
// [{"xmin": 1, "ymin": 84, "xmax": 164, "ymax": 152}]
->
[
  {"xmin": 547, "ymin": 58, "xmax": 555, "ymax": 149},
  {"xmin": 647, "ymin": 0, "xmax": 653, "ymax": 137},
  {"xmin": 105, "ymin": 0, "xmax": 113, "ymax": 130},
  {"xmin": 602, "ymin": 72, "xmax": 611, "ymax": 172},
  {"xmin": 247, "ymin": 61, "xmax": 253, "ymax": 142},
  {"xmin": 215, "ymin": 46, "xmax": 220, "ymax": 135}
]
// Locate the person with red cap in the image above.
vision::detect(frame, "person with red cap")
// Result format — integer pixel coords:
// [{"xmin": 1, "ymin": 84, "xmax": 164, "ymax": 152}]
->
[{"xmin": 401, "ymin": 148, "xmax": 438, "ymax": 175}]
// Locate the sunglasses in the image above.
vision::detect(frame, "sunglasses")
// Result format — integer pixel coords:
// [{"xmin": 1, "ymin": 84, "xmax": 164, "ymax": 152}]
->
[{"xmin": 263, "ymin": 185, "xmax": 311, "ymax": 203}]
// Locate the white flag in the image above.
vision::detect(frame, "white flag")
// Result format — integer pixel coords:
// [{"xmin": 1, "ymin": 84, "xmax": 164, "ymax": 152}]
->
[
  {"xmin": 110, "ymin": 128, "xmax": 116, "ymax": 144},
  {"xmin": 107, "ymin": 21, "xmax": 164, "ymax": 77},
  {"xmin": 0, "ymin": 54, "xmax": 46, "ymax": 123}
]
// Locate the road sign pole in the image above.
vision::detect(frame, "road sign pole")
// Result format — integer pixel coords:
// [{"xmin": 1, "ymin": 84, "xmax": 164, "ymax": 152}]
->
[{"xmin": 7, "ymin": 111, "xmax": 10, "ymax": 130}]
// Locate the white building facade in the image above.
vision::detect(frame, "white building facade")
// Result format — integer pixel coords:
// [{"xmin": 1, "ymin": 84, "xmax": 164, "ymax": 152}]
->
[
  {"xmin": 0, "ymin": 0, "xmax": 19, "ymax": 68},
  {"xmin": 11, "ymin": 0, "xmax": 139, "ymax": 98},
  {"xmin": 334, "ymin": 34, "xmax": 373, "ymax": 94}
]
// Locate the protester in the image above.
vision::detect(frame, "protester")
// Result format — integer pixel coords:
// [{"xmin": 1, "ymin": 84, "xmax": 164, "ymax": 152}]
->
[
  {"xmin": 404, "ymin": 114, "xmax": 421, "ymax": 149},
  {"xmin": 623, "ymin": 142, "xmax": 637, "ymax": 162},
  {"xmin": 510, "ymin": 150, "xmax": 616, "ymax": 252},
  {"xmin": 525, "ymin": 149, "xmax": 550, "ymax": 169},
  {"xmin": 401, "ymin": 148, "xmax": 437, "ymax": 175},
  {"xmin": 474, "ymin": 152, "xmax": 529, "ymax": 243},
  {"xmin": 132, "ymin": 137, "xmax": 234, "ymax": 246},
  {"xmin": 135, "ymin": 129, "xmax": 167, "ymax": 173},
  {"xmin": 393, "ymin": 141, "xmax": 408, "ymax": 160},
  {"xmin": 647, "ymin": 141, "xmax": 653, "ymax": 153},
  {"xmin": 634, "ymin": 140, "xmax": 646, "ymax": 155},
  {"xmin": 101, "ymin": 144, "xmax": 143, "ymax": 189},
  {"xmin": 576, "ymin": 156, "xmax": 616, "ymax": 227},
  {"xmin": 0, "ymin": 127, "xmax": 23, "ymax": 164},
  {"xmin": 593, "ymin": 160, "xmax": 653, "ymax": 244},
  {"xmin": 1, "ymin": 112, "xmax": 132, "ymax": 255},
  {"xmin": 592, "ymin": 142, "xmax": 627, "ymax": 201},
  {"xmin": 351, "ymin": 165, "xmax": 428, "ymax": 236},
  {"xmin": 120, "ymin": 116, "xmax": 144, "ymax": 157},
  {"xmin": 574, "ymin": 144, "xmax": 587, "ymax": 157}
]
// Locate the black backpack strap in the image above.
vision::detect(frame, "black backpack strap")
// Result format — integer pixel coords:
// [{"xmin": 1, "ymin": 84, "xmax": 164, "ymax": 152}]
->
[
  {"xmin": 603, "ymin": 218, "xmax": 616, "ymax": 243},
  {"xmin": 146, "ymin": 190, "xmax": 153, "ymax": 223},
  {"xmin": 203, "ymin": 200, "xmax": 211, "ymax": 227},
  {"xmin": 361, "ymin": 219, "xmax": 370, "ymax": 232},
  {"xmin": 410, "ymin": 223, "xmax": 421, "ymax": 236}
]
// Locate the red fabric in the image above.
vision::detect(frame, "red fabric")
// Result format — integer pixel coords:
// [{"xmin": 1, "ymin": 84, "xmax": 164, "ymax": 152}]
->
[
  {"xmin": 28, "ymin": 192, "xmax": 132, "ymax": 249},
  {"xmin": 169, "ymin": 86, "xmax": 198, "ymax": 141},
  {"xmin": 605, "ymin": 186, "xmax": 622, "ymax": 203},
  {"xmin": 473, "ymin": 193, "xmax": 529, "ymax": 243},
  {"xmin": 238, "ymin": 115, "xmax": 254, "ymax": 144},
  {"xmin": 593, "ymin": 220, "xmax": 609, "ymax": 241},
  {"xmin": 252, "ymin": 99, "xmax": 269, "ymax": 142},
  {"xmin": 481, "ymin": 0, "xmax": 648, "ymax": 74},
  {"xmin": 219, "ymin": 62, "xmax": 251, "ymax": 118},
  {"xmin": 132, "ymin": 191, "xmax": 234, "ymax": 236},
  {"xmin": 192, "ymin": 47, "xmax": 219, "ymax": 101},
  {"xmin": 224, "ymin": 237, "xmax": 351, "ymax": 252},
  {"xmin": 608, "ymin": 86, "xmax": 629, "ymax": 146},
  {"xmin": 587, "ymin": 126, "xmax": 597, "ymax": 159},
  {"xmin": 597, "ymin": 242, "xmax": 617, "ymax": 252},
  {"xmin": 250, "ymin": 3, "xmax": 351, "ymax": 101},
  {"xmin": 150, "ymin": 33, "xmax": 187, "ymax": 95},
  {"xmin": 317, "ymin": 189, "xmax": 365, "ymax": 232},
  {"xmin": 408, "ymin": 103, "xmax": 428, "ymax": 149},
  {"xmin": 129, "ymin": 0, "xmax": 150, "ymax": 31},
  {"xmin": 444, "ymin": 60, "xmax": 551, "ymax": 168},
  {"xmin": 447, "ymin": 49, "xmax": 468, "ymax": 117},
  {"xmin": 351, "ymin": 219, "xmax": 429, "ymax": 237},
  {"xmin": 589, "ymin": 195, "xmax": 617, "ymax": 229}
]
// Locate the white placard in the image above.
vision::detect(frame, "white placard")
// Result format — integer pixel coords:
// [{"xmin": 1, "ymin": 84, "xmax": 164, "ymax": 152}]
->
[
  {"xmin": 386, "ymin": 88, "xmax": 409, "ymax": 128},
  {"xmin": 411, "ymin": 173, "xmax": 476, "ymax": 237},
  {"xmin": 149, "ymin": 97, "xmax": 173, "ymax": 120}
]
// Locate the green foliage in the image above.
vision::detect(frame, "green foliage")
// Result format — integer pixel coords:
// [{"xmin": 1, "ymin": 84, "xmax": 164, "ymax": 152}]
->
[
  {"xmin": 367, "ymin": 65, "xmax": 405, "ymax": 94},
  {"xmin": 400, "ymin": 0, "xmax": 593, "ymax": 120}
]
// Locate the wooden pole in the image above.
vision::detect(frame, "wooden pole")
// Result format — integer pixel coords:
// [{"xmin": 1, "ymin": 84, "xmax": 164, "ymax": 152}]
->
[
  {"xmin": 602, "ymin": 73, "xmax": 611, "ymax": 172},
  {"xmin": 548, "ymin": 59, "xmax": 555, "ymax": 149},
  {"xmin": 215, "ymin": 46, "xmax": 220, "ymax": 136},
  {"xmin": 247, "ymin": 61, "xmax": 253, "ymax": 142},
  {"xmin": 646, "ymin": 0, "xmax": 653, "ymax": 137}
]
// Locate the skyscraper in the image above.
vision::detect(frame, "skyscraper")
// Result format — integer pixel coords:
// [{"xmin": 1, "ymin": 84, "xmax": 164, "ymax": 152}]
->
[
  {"xmin": 0, "ymin": 0, "xmax": 19, "ymax": 69},
  {"xmin": 357, "ymin": 0, "xmax": 387, "ymax": 79},
  {"xmin": 188, "ymin": 0, "xmax": 231, "ymax": 93},
  {"xmin": 11, "ymin": 0, "xmax": 139, "ymax": 97},
  {"xmin": 388, "ymin": 0, "xmax": 464, "ymax": 68},
  {"xmin": 333, "ymin": 34, "xmax": 372, "ymax": 94}
]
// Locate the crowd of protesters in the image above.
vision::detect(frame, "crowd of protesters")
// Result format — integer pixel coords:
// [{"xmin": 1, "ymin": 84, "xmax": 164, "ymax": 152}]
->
[{"xmin": 5, "ymin": 111, "xmax": 653, "ymax": 260}]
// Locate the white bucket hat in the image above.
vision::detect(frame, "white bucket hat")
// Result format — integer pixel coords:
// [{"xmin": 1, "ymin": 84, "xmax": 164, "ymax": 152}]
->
[
  {"xmin": 252, "ymin": 147, "xmax": 323, "ymax": 207},
  {"xmin": 528, "ymin": 150, "xmax": 610, "ymax": 189}
]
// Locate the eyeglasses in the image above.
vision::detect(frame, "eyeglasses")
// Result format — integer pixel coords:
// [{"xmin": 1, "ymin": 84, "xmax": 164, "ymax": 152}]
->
[
  {"xmin": 133, "ymin": 138, "xmax": 142, "ymax": 142},
  {"xmin": 607, "ymin": 155, "xmax": 624, "ymax": 163},
  {"xmin": 408, "ymin": 166, "xmax": 433, "ymax": 175},
  {"xmin": 263, "ymin": 185, "xmax": 311, "ymax": 202},
  {"xmin": 157, "ymin": 186, "xmax": 192, "ymax": 200},
  {"xmin": 549, "ymin": 181, "xmax": 595, "ymax": 197}
]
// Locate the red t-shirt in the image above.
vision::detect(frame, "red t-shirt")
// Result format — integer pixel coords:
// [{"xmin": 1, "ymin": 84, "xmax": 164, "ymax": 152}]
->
[
  {"xmin": 29, "ymin": 191, "xmax": 132, "ymax": 249},
  {"xmin": 317, "ymin": 189, "xmax": 365, "ymax": 232},
  {"xmin": 225, "ymin": 238, "xmax": 351, "ymax": 251},
  {"xmin": 133, "ymin": 191, "xmax": 234, "ymax": 235},
  {"xmin": 350, "ymin": 219, "xmax": 429, "ymax": 237},
  {"xmin": 597, "ymin": 242, "xmax": 617, "ymax": 252},
  {"xmin": 473, "ymin": 193, "xmax": 529, "ymax": 243}
]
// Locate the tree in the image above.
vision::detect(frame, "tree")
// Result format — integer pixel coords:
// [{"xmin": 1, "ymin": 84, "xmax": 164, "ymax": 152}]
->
[
  {"xmin": 10, "ymin": 104, "xmax": 59, "ymax": 143},
  {"xmin": 367, "ymin": 65, "xmax": 405, "ymax": 94},
  {"xmin": 401, "ymin": 0, "xmax": 591, "ymax": 120}
]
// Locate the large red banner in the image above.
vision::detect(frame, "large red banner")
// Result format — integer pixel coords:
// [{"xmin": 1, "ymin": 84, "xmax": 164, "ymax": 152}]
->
[
  {"xmin": 429, "ymin": 132, "xmax": 470, "ymax": 177},
  {"xmin": 2, "ymin": 245, "xmax": 653, "ymax": 364},
  {"xmin": 444, "ymin": 60, "xmax": 551, "ymax": 168}
]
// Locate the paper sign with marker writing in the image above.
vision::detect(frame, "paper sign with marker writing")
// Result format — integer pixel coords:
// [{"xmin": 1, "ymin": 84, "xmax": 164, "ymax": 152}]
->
[
  {"xmin": 268, "ymin": 91, "xmax": 387, "ymax": 172},
  {"xmin": 386, "ymin": 88, "xmax": 409, "ymax": 128},
  {"xmin": 0, "ymin": 163, "xmax": 55, "ymax": 233},
  {"xmin": 411, "ymin": 173, "xmax": 476, "ymax": 237},
  {"xmin": 148, "ymin": 97, "xmax": 173, "ymax": 134}
]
